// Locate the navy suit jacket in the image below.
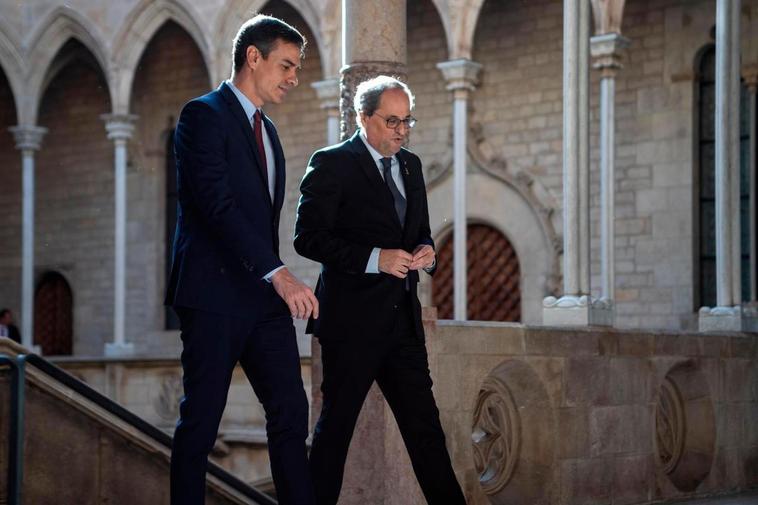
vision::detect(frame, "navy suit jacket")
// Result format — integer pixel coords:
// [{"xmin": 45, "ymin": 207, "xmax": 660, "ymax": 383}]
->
[
  {"xmin": 165, "ymin": 82, "xmax": 287, "ymax": 318},
  {"xmin": 294, "ymin": 132, "xmax": 435, "ymax": 341}
]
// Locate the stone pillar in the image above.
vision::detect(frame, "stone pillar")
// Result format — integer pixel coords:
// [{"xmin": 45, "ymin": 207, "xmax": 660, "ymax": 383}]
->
[
  {"xmin": 436, "ymin": 59, "xmax": 482, "ymax": 321},
  {"xmin": 590, "ymin": 33, "xmax": 629, "ymax": 308},
  {"xmin": 311, "ymin": 78, "xmax": 341, "ymax": 146},
  {"xmin": 101, "ymin": 114, "xmax": 137, "ymax": 356},
  {"xmin": 543, "ymin": 0, "xmax": 612, "ymax": 326},
  {"xmin": 699, "ymin": 0, "xmax": 757, "ymax": 332},
  {"xmin": 340, "ymin": 0, "xmax": 406, "ymax": 140},
  {"xmin": 9, "ymin": 125, "xmax": 47, "ymax": 351},
  {"xmin": 333, "ymin": 2, "xmax": 410, "ymax": 503},
  {"xmin": 729, "ymin": 0, "xmax": 742, "ymax": 306},
  {"xmin": 746, "ymin": 70, "xmax": 758, "ymax": 302}
]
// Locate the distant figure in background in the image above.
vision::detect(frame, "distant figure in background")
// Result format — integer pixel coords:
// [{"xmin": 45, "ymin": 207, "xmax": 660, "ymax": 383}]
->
[{"xmin": 0, "ymin": 308, "xmax": 21, "ymax": 343}]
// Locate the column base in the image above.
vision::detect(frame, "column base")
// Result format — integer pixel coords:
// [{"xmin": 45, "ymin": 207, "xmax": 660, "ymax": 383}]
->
[
  {"xmin": 698, "ymin": 305, "xmax": 758, "ymax": 333},
  {"xmin": 104, "ymin": 342, "xmax": 135, "ymax": 357},
  {"xmin": 542, "ymin": 295, "xmax": 614, "ymax": 326}
]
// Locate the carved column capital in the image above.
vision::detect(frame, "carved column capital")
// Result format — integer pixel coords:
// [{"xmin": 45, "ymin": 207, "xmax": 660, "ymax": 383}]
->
[
  {"xmin": 311, "ymin": 78, "xmax": 341, "ymax": 113},
  {"xmin": 101, "ymin": 113, "xmax": 138, "ymax": 142},
  {"xmin": 590, "ymin": 32, "xmax": 631, "ymax": 78},
  {"xmin": 436, "ymin": 58, "xmax": 483, "ymax": 98},
  {"xmin": 9, "ymin": 125, "xmax": 47, "ymax": 152}
]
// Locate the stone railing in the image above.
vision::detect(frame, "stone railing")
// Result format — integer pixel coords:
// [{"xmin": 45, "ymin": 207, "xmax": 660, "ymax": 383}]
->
[{"xmin": 47, "ymin": 354, "xmax": 312, "ymax": 487}]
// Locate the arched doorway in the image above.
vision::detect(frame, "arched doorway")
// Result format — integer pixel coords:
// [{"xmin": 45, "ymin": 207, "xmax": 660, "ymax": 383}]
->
[
  {"xmin": 34, "ymin": 271, "xmax": 73, "ymax": 355},
  {"xmin": 432, "ymin": 224, "xmax": 521, "ymax": 322}
]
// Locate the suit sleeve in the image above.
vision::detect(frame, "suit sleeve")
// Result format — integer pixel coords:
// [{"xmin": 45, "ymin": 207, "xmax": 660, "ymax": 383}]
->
[
  {"xmin": 175, "ymin": 100, "xmax": 283, "ymax": 278},
  {"xmin": 294, "ymin": 151, "xmax": 373, "ymax": 273},
  {"xmin": 415, "ymin": 156, "xmax": 437, "ymax": 276}
]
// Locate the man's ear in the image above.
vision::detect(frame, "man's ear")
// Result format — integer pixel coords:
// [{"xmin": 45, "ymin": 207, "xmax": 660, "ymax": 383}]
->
[{"xmin": 246, "ymin": 45, "xmax": 260, "ymax": 69}]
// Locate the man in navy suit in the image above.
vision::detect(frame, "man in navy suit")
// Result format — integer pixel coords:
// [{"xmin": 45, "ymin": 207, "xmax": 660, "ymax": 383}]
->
[
  {"xmin": 166, "ymin": 15, "xmax": 318, "ymax": 505},
  {"xmin": 295, "ymin": 76, "xmax": 465, "ymax": 505}
]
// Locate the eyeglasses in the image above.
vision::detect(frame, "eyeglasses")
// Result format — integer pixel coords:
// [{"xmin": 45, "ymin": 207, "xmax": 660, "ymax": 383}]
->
[{"xmin": 373, "ymin": 112, "xmax": 417, "ymax": 130}]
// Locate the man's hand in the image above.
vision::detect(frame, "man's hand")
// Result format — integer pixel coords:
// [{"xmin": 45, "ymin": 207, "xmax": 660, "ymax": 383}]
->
[
  {"xmin": 410, "ymin": 244, "xmax": 435, "ymax": 271},
  {"xmin": 379, "ymin": 249, "xmax": 414, "ymax": 279},
  {"xmin": 271, "ymin": 268, "xmax": 319, "ymax": 320}
]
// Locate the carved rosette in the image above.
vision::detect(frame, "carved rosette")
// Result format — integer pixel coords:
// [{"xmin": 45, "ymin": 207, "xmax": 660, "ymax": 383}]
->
[
  {"xmin": 656, "ymin": 375, "xmax": 686, "ymax": 474},
  {"xmin": 472, "ymin": 374, "xmax": 520, "ymax": 495},
  {"xmin": 339, "ymin": 61, "xmax": 407, "ymax": 140}
]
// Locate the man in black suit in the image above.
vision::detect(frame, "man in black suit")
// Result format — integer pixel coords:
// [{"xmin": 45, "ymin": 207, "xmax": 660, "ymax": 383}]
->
[
  {"xmin": 294, "ymin": 76, "xmax": 465, "ymax": 505},
  {"xmin": 166, "ymin": 15, "xmax": 318, "ymax": 505}
]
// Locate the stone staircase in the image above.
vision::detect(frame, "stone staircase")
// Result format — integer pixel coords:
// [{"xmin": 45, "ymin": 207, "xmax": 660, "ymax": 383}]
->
[{"xmin": 0, "ymin": 338, "xmax": 276, "ymax": 505}]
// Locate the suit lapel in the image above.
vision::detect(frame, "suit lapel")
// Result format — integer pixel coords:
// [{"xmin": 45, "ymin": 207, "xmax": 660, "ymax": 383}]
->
[
  {"xmin": 348, "ymin": 132, "xmax": 389, "ymax": 191},
  {"xmin": 397, "ymin": 149, "xmax": 418, "ymax": 241},
  {"xmin": 218, "ymin": 83, "xmax": 272, "ymax": 207}
]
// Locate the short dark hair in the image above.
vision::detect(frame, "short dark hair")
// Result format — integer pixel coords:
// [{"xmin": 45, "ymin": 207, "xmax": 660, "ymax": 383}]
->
[
  {"xmin": 354, "ymin": 76, "xmax": 415, "ymax": 128},
  {"xmin": 232, "ymin": 14, "xmax": 306, "ymax": 73}
]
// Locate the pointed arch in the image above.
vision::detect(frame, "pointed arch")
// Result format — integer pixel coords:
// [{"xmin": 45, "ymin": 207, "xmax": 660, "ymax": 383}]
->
[
  {"xmin": 0, "ymin": 21, "xmax": 23, "ymax": 123},
  {"xmin": 427, "ymin": 0, "xmax": 452, "ymax": 59},
  {"xmin": 451, "ymin": 0, "xmax": 486, "ymax": 59},
  {"xmin": 25, "ymin": 7, "xmax": 111, "ymax": 123},
  {"xmin": 214, "ymin": 0, "xmax": 326, "ymax": 81},
  {"xmin": 112, "ymin": 0, "xmax": 213, "ymax": 113}
]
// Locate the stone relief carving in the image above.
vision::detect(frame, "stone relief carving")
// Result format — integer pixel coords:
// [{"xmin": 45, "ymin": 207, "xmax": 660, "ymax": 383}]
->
[
  {"xmin": 656, "ymin": 375, "xmax": 686, "ymax": 474},
  {"xmin": 472, "ymin": 374, "xmax": 520, "ymax": 495},
  {"xmin": 153, "ymin": 372, "xmax": 183, "ymax": 423}
]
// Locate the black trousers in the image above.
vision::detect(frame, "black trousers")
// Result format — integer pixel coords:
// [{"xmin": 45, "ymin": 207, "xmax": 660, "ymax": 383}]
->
[
  {"xmin": 170, "ymin": 293, "xmax": 314, "ymax": 505},
  {"xmin": 309, "ymin": 297, "xmax": 465, "ymax": 505}
]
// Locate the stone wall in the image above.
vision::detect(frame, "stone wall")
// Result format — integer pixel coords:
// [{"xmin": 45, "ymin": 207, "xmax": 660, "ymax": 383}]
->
[
  {"xmin": 0, "ymin": 0, "xmax": 757, "ymax": 358},
  {"xmin": 327, "ymin": 316, "xmax": 758, "ymax": 504},
  {"xmin": 35, "ymin": 52, "xmax": 114, "ymax": 356}
]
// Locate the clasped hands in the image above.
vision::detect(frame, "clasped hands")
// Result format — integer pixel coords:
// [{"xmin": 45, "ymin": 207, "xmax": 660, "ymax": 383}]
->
[{"xmin": 378, "ymin": 245, "xmax": 435, "ymax": 279}]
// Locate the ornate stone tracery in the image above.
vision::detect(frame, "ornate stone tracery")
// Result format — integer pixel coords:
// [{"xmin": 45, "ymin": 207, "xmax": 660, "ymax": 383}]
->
[
  {"xmin": 472, "ymin": 374, "xmax": 520, "ymax": 495},
  {"xmin": 656, "ymin": 375, "xmax": 686, "ymax": 474}
]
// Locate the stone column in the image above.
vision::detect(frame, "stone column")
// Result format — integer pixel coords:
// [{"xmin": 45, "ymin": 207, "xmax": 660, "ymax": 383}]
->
[
  {"xmin": 9, "ymin": 125, "xmax": 47, "ymax": 350},
  {"xmin": 101, "ymin": 114, "xmax": 137, "ymax": 356},
  {"xmin": 729, "ymin": 0, "xmax": 742, "ymax": 306},
  {"xmin": 340, "ymin": 0, "xmax": 406, "ymax": 140},
  {"xmin": 590, "ymin": 33, "xmax": 629, "ymax": 307},
  {"xmin": 311, "ymin": 78, "xmax": 341, "ymax": 146},
  {"xmin": 331, "ymin": 2, "xmax": 412, "ymax": 503},
  {"xmin": 746, "ymin": 70, "xmax": 758, "ymax": 302},
  {"xmin": 436, "ymin": 59, "xmax": 482, "ymax": 321},
  {"xmin": 700, "ymin": 0, "xmax": 757, "ymax": 332},
  {"xmin": 543, "ymin": 0, "xmax": 612, "ymax": 326}
]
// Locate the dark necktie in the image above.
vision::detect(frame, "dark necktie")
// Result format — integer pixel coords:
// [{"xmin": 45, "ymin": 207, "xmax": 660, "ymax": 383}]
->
[
  {"xmin": 253, "ymin": 109, "xmax": 269, "ymax": 189},
  {"xmin": 381, "ymin": 157, "xmax": 406, "ymax": 227}
]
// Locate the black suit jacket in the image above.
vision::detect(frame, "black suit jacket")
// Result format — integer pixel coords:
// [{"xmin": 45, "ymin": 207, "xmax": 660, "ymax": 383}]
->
[
  {"xmin": 165, "ymin": 82, "xmax": 287, "ymax": 318},
  {"xmin": 294, "ymin": 132, "xmax": 435, "ymax": 341}
]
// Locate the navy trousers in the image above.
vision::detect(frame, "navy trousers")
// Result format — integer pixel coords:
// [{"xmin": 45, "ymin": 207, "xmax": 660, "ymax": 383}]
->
[{"xmin": 170, "ymin": 293, "xmax": 314, "ymax": 505}]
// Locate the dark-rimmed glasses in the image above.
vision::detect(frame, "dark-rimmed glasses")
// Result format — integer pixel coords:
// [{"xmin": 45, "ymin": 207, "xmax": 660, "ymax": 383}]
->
[{"xmin": 373, "ymin": 112, "xmax": 417, "ymax": 130}]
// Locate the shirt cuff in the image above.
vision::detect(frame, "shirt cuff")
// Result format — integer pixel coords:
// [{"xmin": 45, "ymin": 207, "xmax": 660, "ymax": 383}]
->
[
  {"xmin": 366, "ymin": 248, "xmax": 381, "ymax": 273},
  {"xmin": 423, "ymin": 257, "xmax": 436, "ymax": 273},
  {"xmin": 263, "ymin": 265, "xmax": 286, "ymax": 282}
]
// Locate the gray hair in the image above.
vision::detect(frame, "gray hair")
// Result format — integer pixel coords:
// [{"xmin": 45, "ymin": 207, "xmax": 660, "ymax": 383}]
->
[{"xmin": 353, "ymin": 76, "xmax": 415, "ymax": 127}]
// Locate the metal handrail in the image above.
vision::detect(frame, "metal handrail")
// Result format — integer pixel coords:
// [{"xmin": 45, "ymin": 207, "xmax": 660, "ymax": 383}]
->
[
  {"xmin": 0, "ymin": 353, "xmax": 25, "ymax": 505},
  {"xmin": 0, "ymin": 352, "xmax": 277, "ymax": 505}
]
